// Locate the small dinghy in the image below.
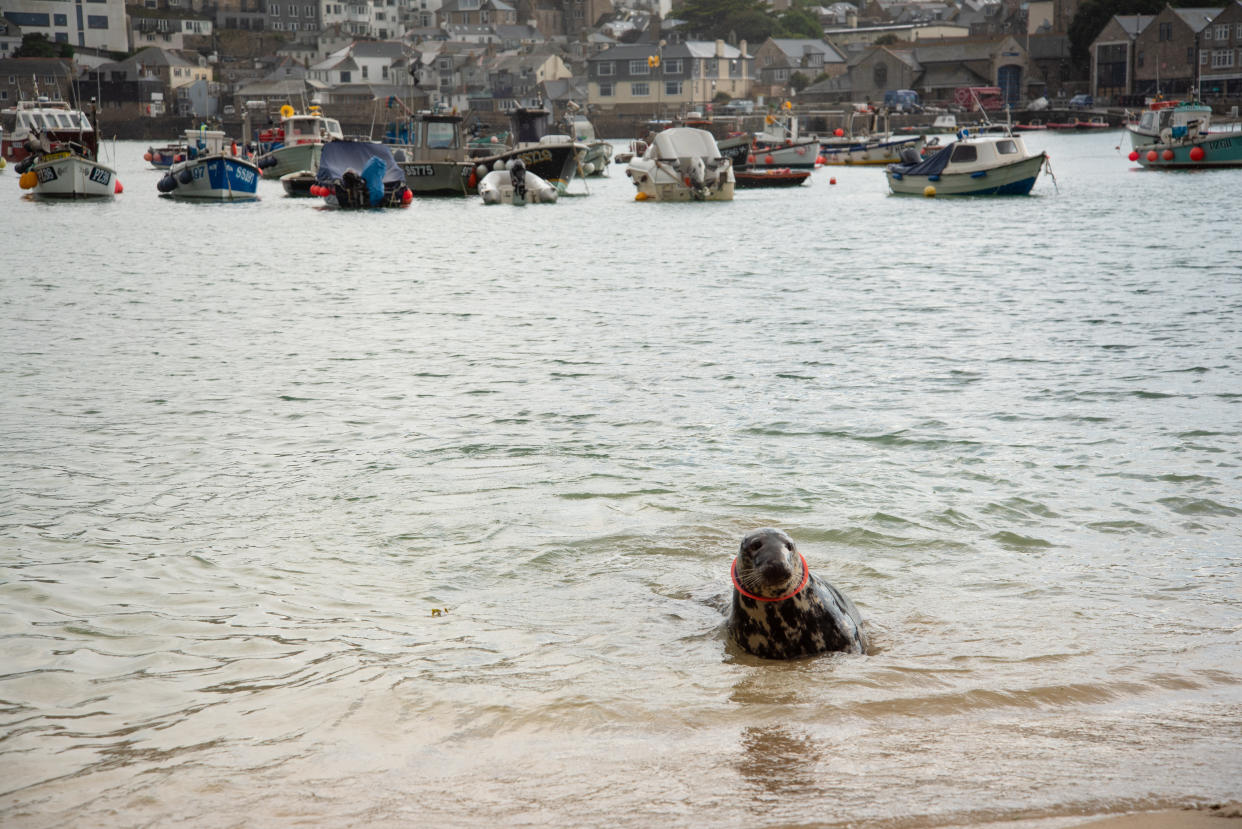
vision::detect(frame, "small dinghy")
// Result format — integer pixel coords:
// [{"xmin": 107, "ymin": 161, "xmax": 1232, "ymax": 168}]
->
[{"xmin": 477, "ymin": 159, "xmax": 558, "ymax": 205}]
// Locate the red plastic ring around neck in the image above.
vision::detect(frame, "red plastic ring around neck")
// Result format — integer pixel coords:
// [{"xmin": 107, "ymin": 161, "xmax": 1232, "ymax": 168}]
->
[{"xmin": 731, "ymin": 552, "xmax": 809, "ymax": 602}]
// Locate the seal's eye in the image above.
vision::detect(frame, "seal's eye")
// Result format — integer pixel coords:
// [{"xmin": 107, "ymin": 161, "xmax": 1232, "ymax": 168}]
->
[{"xmin": 747, "ymin": 539, "xmax": 762, "ymax": 554}]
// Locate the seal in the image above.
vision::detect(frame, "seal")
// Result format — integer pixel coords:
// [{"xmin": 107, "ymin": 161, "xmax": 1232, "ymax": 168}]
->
[{"xmin": 726, "ymin": 528, "xmax": 869, "ymax": 660}]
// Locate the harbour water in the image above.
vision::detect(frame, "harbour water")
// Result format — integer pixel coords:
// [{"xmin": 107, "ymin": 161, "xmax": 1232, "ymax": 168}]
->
[{"xmin": 2, "ymin": 131, "xmax": 1240, "ymax": 828}]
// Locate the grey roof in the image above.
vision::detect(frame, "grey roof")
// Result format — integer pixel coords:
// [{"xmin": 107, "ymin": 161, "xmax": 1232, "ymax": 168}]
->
[
  {"xmin": 351, "ymin": 41, "xmax": 408, "ymax": 58},
  {"xmin": 771, "ymin": 38, "xmax": 846, "ymax": 63},
  {"xmin": 1172, "ymin": 6, "xmax": 1225, "ymax": 31}
]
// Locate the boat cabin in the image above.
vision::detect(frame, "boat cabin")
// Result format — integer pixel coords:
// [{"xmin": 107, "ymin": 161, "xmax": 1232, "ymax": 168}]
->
[
  {"xmin": 1132, "ymin": 101, "xmax": 1212, "ymax": 139},
  {"xmin": 1, "ymin": 98, "xmax": 96, "ymax": 160},
  {"xmin": 282, "ymin": 113, "xmax": 344, "ymax": 146},
  {"xmin": 510, "ymin": 107, "xmax": 555, "ymax": 145}
]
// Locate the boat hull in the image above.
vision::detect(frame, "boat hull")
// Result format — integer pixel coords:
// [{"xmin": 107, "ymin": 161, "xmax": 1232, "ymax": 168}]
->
[
  {"xmin": 887, "ymin": 152, "xmax": 1046, "ymax": 196},
  {"xmin": 734, "ymin": 169, "xmax": 809, "ymax": 188},
  {"xmin": 396, "ymin": 158, "xmax": 474, "ymax": 196},
  {"xmin": 257, "ymin": 143, "xmax": 323, "ymax": 180},
  {"xmin": 163, "ymin": 155, "xmax": 261, "ymax": 199},
  {"xmin": 1130, "ymin": 131, "xmax": 1242, "ymax": 168},
  {"xmin": 822, "ymin": 135, "xmax": 925, "ymax": 165},
  {"xmin": 471, "ymin": 143, "xmax": 580, "ymax": 192},
  {"xmin": 749, "ymin": 139, "xmax": 820, "ymax": 168},
  {"xmin": 280, "ymin": 170, "xmax": 317, "ymax": 196},
  {"xmin": 28, "ymin": 152, "xmax": 116, "ymax": 198}
]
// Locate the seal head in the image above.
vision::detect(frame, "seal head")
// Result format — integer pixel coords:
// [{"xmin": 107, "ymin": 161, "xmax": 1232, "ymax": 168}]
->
[{"xmin": 727, "ymin": 528, "xmax": 869, "ymax": 660}]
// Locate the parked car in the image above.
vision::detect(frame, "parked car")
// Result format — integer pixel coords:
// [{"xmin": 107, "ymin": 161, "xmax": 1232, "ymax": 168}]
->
[
  {"xmin": 1069, "ymin": 94, "xmax": 1094, "ymax": 109},
  {"xmin": 720, "ymin": 99, "xmax": 755, "ymax": 115}
]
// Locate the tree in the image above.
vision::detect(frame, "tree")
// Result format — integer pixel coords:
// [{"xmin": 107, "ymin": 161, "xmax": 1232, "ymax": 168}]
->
[
  {"xmin": 1067, "ymin": 0, "xmax": 1168, "ymax": 72},
  {"xmin": 676, "ymin": 0, "xmax": 778, "ymax": 42},
  {"xmin": 790, "ymin": 70, "xmax": 811, "ymax": 92},
  {"xmin": 776, "ymin": 7, "xmax": 823, "ymax": 37},
  {"xmin": 874, "ymin": 33, "xmax": 900, "ymax": 45},
  {"xmin": 14, "ymin": 33, "xmax": 72, "ymax": 59}
]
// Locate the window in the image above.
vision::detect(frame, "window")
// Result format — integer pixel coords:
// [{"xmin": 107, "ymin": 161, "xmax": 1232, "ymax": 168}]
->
[
  {"xmin": 289, "ymin": 20, "xmax": 298, "ymax": 29},
  {"xmin": 1137, "ymin": 49, "xmax": 1144, "ymax": 67},
  {"xmin": 288, "ymin": 4, "xmax": 297, "ymax": 15},
  {"xmin": 629, "ymin": 59, "xmax": 649, "ymax": 75},
  {"xmin": 1199, "ymin": 48, "xmax": 1207, "ymax": 64},
  {"xmin": 1158, "ymin": 22, "xmax": 1172, "ymax": 41},
  {"xmin": 950, "ymin": 144, "xmax": 977, "ymax": 162},
  {"xmin": 270, "ymin": 5, "xmax": 278, "ymax": 14},
  {"xmin": 997, "ymin": 139, "xmax": 1018, "ymax": 154},
  {"xmin": 597, "ymin": 61, "xmax": 613, "ymax": 76},
  {"xmin": 665, "ymin": 80, "xmax": 681, "ymax": 95},
  {"xmin": 664, "ymin": 58, "xmax": 682, "ymax": 75},
  {"xmin": 273, "ymin": 20, "xmax": 283, "ymax": 28},
  {"xmin": 87, "ymin": 15, "xmax": 109, "ymax": 28},
  {"xmin": 873, "ymin": 63, "xmax": 887, "ymax": 86},
  {"xmin": 1212, "ymin": 49, "xmax": 1234, "ymax": 67},
  {"xmin": 382, "ymin": 65, "xmax": 388, "ymax": 79},
  {"xmin": 598, "ymin": 81, "xmax": 613, "ymax": 96},
  {"xmin": 362, "ymin": 65, "xmax": 368, "ymax": 78},
  {"xmin": 1215, "ymin": 24, "xmax": 1228, "ymax": 40},
  {"xmin": 1204, "ymin": 27, "xmax": 1212, "ymax": 40},
  {"xmin": 54, "ymin": 13, "xmax": 67, "ymax": 25},
  {"xmin": 631, "ymin": 81, "xmax": 649, "ymax": 96},
  {"xmin": 1237, "ymin": 22, "xmax": 1242, "ymax": 40}
]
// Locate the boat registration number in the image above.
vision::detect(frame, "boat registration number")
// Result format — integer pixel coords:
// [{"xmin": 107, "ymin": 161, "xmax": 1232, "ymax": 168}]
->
[
  {"xmin": 41, "ymin": 151, "xmax": 71, "ymax": 162},
  {"xmin": 36, "ymin": 165, "xmax": 59, "ymax": 183},
  {"xmin": 89, "ymin": 166, "xmax": 112, "ymax": 185},
  {"xmin": 405, "ymin": 164, "xmax": 435, "ymax": 176}
]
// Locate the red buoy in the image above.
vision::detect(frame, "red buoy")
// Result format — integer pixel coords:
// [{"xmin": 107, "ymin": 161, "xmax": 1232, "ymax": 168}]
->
[
  {"xmin": 1189, "ymin": 146, "xmax": 1205, "ymax": 162},
  {"xmin": 834, "ymin": 128, "xmax": 844, "ymax": 137},
  {"xmin": 1128, "ymin": 151, "xmax": 1139, "ymax": 161},
  {"xmin": 1146, "ymin": 150, "xmax": 1158, "ymax": 162},
  {"xmin": 114, "ymin": 179, "xmax": 123, "ymax": 194},
  {"xmin": 1162, "ymin": 149, "xmax": 1175, "ymax": 161},
  {"xmin": 764, "ymin": 154, "xmax": 774, "ymax": 165},
  {"xmin": 829, "ymin": 177, "xmax": 837, "ymax": 185}
]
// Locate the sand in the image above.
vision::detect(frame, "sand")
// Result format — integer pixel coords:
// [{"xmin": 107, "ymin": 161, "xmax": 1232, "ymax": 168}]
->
[{"xmin": 1067, "ymin": 804, "xmax": 1242, "ymax": 829}]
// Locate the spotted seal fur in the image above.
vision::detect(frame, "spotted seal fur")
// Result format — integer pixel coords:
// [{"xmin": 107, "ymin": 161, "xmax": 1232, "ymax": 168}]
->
[{"xmin": 726, "ymin": 528, "xmax": 869, "ymax": 659}]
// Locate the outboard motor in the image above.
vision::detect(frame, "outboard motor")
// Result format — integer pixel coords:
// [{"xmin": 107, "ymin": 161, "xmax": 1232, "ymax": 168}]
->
[
  {"xmin": 508, "ymin": 158, "xmax": 528, "ymax": 203},
  {"xmin": 687, "ymin": 155, "xmax": 709, "ymax": 201},
  {"xmin": 900, "ymin": 146, "xmax": 921, "ymax": 165}
]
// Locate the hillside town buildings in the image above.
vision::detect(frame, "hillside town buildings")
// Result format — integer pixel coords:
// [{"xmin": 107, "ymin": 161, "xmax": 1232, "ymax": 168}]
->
[{"xmin": 3, "ymin": 0, "xmax": 1242, "ymax": 123}]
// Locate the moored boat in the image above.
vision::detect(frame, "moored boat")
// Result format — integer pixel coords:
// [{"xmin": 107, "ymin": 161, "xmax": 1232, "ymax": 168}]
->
[
  {"xmin": 734, "ymin": 167, "xmax": 810, "ymax": 188},
  {"xmin": 280, "ymin": 170, "xmax": 317, "ymax": 196},
  {"xmin": 1125, "ymin": 98, "xmax": 1242, "ymax": 168},
  {"xmin": 311, "ymin": 140, "xmax": 412, "ymax": 208},
  {"xmin": 885, "ymin": 127, "xmax": 1048, "ymax": 196},
  {"xmin": 467, "ymin": 105, "xmax": 583, "ymax": 193},
  {"xmin": 156, "ymin": 128, "xmax": 259, "ymax": 200},
  {"xmin": 478, "ymin": 158, "xmax": 558, "ymax": 204},
  {"xmin": 10, "ymin": 100, "xmax": 121, "ymax": 199},
  {"xmin": 625, "ymin": 126, "xmax": 734, "ymax": 202},
  {"xmin": 383, "ymin": 107, "xmax": 477, "ymax": 196},
  {"xmin": 564, "ymin": 112, "xmax": 613, "ymax": 177},
  {"xmin": 820, "ymin": 106, "xmax": 925, "ymax": 165},
  {"xmin": 253, "ymin": 104, "xmax": 344, "ymax": 180}
]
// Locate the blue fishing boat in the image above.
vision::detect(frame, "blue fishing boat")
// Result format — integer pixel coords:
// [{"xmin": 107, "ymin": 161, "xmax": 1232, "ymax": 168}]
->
[{"xmin": 156, "ymin": 128, "xmax": 260, "ymax": 200}]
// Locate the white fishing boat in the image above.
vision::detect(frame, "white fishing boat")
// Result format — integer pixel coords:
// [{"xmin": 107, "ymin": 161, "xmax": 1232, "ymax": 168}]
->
[
  {"xmin": 478, "ymin": 158, "xmax": 558, "ymax": 205},
  {"xmin": 156, "ymin": 128, "xmax": 260, "ymax": 200},
  {"xmin": 885, "ymin": 127, "xmax": 1047, "ymax": 196},
  {"xmin": 253, "ymin": 104, "xmax": 344, "ymax": 180},
  {"xmin": 9, "ymin": 99, "xmax": 120, "ymax": 198},
  {"xmin": 750, "ymin": 110, "xmax": 821, "ymax": 169},
  {"xmin": 625, "ymin": 127, "xmax": 735, "ymax": 202},
  {"xmin": 820, "ymin": 106, "xmax": 925, "ymax": 165},
  {"xmin": 18, "ymin": 144, "xmax": 119, "ymax": 198}
]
